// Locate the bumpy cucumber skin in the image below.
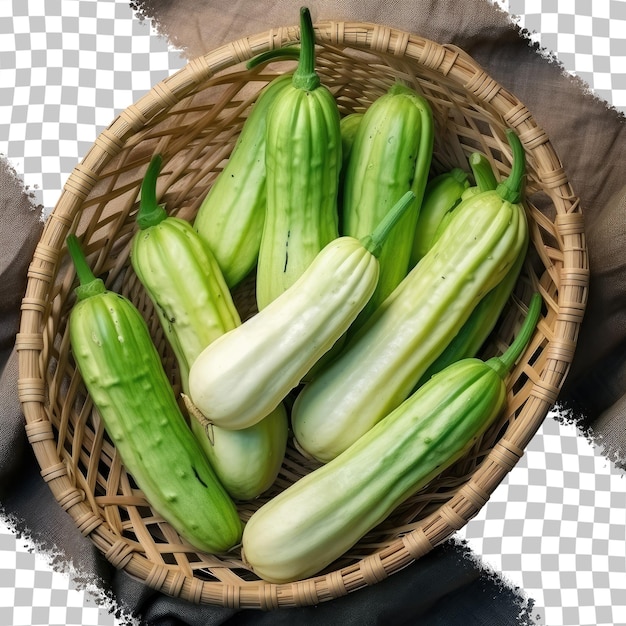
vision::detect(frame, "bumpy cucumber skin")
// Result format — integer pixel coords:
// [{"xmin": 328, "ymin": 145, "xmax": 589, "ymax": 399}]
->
[
  {"xmin": 255, "ymin": 83, "xmax": 342, "ymax": 310},
  {"xmin": 193, "ymin": 73, "xmax": 293, "ymax": 288},
  {"xmin": 342, "ymin": 83, "xmax": 434, "ymax": 322},
  {"xmin": 188, "ymin": 236, "xmax": 380, "ymax": 431},
  {"xmin": 292, "ymin": 189, "xmax": 528, "ymax": 463},
  {"xmin": 131, "ymin": 216, "xmax": 241, "ymax": 388},
  {"xmin": 68, "ymin": 290, "xmax": 243, "ymax": 553},
  {"xmin": 131, "ymin": 214, "xmax": 288, "ymax": 501},
  {"xmin": 242, "ymin": 358, "xmax": 505, "ymax": 583}
]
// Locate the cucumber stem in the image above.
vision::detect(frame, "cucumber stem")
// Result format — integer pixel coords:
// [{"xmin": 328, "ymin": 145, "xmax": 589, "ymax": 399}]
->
[
  {"xmin": 245, "ymin": 46, "xmax": 300, "ymax": 70},
  {"xmin": 361, "ymin": 191, "xmax": 416, "ymax": 257},
  {"xmin": 487, "ymin": 292, "xmax": 542, "ymax": 378},
  {"xmin": 66, "ymin": 234, "xmax": 106, "ymax": 301},
  {"xmin": 292, "ymin": 7, "xmax": 320, "ymax": 91},
  {"xmin": 427, "ymin": 167, "xmax": 468, "ymax": 191},
  {"xmin": 469, "ymin": 152, "xmax": 498, "ymax": 192},
  {"xmin": 136, "ymin": 154, "xmax": 167, "ymax": 230},
  {"xmin": 449, "ymin": 167, "xmax": 470, "ymax": 186},
  {"xmin": 496, "ymin": 129, "xmax": 525, "ymax": 204}
]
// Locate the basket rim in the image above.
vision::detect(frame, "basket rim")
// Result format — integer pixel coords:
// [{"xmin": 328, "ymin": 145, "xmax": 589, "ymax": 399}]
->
[{"xmin": 16, "ymin": 19, "xmax": 588, "ymax": 609}]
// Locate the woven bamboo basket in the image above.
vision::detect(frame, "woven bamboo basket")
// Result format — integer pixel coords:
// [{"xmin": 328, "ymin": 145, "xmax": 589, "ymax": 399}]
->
[{"xmin": 18, "ymin": 20, "xmax": 588, "ymax": 609}]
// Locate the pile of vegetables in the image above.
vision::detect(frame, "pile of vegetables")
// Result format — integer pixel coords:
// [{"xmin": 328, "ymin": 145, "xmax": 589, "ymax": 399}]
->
[{"xmin": 66, "ymin": 7, "xmax": 541, "ymax": 585}]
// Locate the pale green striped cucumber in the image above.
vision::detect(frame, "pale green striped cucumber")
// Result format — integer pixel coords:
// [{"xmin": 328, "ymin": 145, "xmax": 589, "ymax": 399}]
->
[
  {"xmin": 410, "ymin": 167, "xmax": 470, "ymax": 266},
  {"xmin": 242, "ymin": 293, "xmax": 543, "ymax": 583},
  {"xmin": 130, "ymin": 155, "xmax": 288, "ymax": 501},
  {"xmin": 299, "ymin": 109, "xmax": 364, "ymax": 381},
  {"xmin": 292, "ymin": 129, "xmax": 528, "ymax": 463},
  {"xmin": 255, "ymin": 7, "xmax": 341, "ymax": 310},
  {"xmin": 415, "ymin": 149, "xmax": 528, "ymax": 386},
  {"xmin": 66, "ymin": 234, "xmax": 242, "ymax": 553},
  {"xmin": 335, "ymin": 112, "xmax": 364, "ymax": 219},
  {"xmin": 187, "ymin": 192, "xmax": 415, "ymax": 431},
  {"xmin": 193, "ymin": 72, "xmax": 293, "ymax": 288},
  {"xmin": 425, "ymin": 153, "xmax": 501, "ymax": 251},
  {"xmin": 341, "ymin": 81, "xmax": 434, "ymax": 325},
  {"xmin": 131, "ymin": 157, "xmax": 240, "ymax": 386},
  {"xmin": 415, "ymin": 239, "xmax": 527, "ymax": 388}
]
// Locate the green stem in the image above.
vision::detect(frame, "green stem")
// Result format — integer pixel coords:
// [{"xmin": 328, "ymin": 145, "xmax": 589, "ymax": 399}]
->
[
  {"xmin": 66, "ymin": 234, "xmax": 106, "ymax": 301},
  {"xmin": 449, "ymin": 167, "xmax": 470, "ymax": 186},
  {"xmin": 136, "ymin": 154, "xmax": 167, "ymax": 230},
  {"xmin": 469, "ymin": 152, "xmax": 498, "ymax": 192},
  {"xmin": 487, "ymin": 292, "xmax": 542, "ymax": 378},
  {"xmin": 496, "ymin": 129, "xmax": 525, "ymax": 204},
  {"xmin": 292, "ymin": 7, "xmax": 320, "ymax": 91},
  {"xmin": 361, "ymin": 191, "xmax": 416, "ymax": 257},
  {"xmin": 245, "ymin": 46, "xmax": 300, "ymax": 70}
]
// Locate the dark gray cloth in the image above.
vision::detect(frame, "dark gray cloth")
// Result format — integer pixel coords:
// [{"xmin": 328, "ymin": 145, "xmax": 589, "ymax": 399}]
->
[
  {"xmin": 0, "ymin": 160, "xmax": 42, "ymax": 490},
  {"xmin": 1, "ymin": 1, "xmax": 625, "ymax": 624}
]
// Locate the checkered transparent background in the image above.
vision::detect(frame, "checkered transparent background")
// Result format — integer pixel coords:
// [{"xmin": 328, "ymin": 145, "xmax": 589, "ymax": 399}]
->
[
  {"xmin": 504, "ymin": 0, "xmax": 626, "ymax": 111},
  {"xmin": 1, "ymin": 1, "xmax": 625, "ymax": 625},
  {"xmin": 0, "ymin": 531, "xmax": 132, "ymax": 626},
  {"xmin": 0, "ymin": 0, "xmax": 186, "ymax": 214},
  {"xmin": 460, "ymin": 413, "xmax": 626, "ymax": 626}
]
